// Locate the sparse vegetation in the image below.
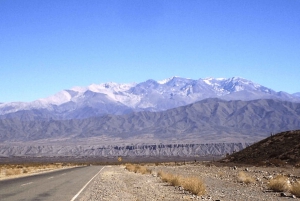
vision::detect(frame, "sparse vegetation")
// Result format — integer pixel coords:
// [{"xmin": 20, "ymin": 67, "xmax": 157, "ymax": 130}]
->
[
  {"xmin": 125, "ymin": 164, "xmax": 206, "ymax": 196},
  {"xmin": 0, "ymin": 163, "xmax": 76, "ymax": 179},
  {"xmin": 157, "ymin": 171, "xmax": 176, "ymax": 183},
  {"xmin": 125, "ymin": 163, "xmax": 152, "ymax": 174},
  {"xmin": 157, "ymin": 170, "xmax": 206, "ymax": 196},
  {"xmin": 237, "ymin": 171, "xmax": 255, "ymax": 184},
  {"xmin": 5, "ymin": 168, "xmax": 22, "ymax": 176},
  {"xmin": 268, "ymin": 175, "xmax": 290, "ymax": 192}
]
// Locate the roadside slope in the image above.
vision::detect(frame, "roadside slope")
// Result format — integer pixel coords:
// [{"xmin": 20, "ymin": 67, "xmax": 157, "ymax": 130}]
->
[{"xmin": 224, "ymin": 130, "xmax": 300, "ymax": 165}]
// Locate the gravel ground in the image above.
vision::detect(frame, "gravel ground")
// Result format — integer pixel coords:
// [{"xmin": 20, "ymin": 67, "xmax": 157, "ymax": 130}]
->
[
  {"xmin": 79, "ymin": 163, "xmax": 300, "ymax": 201},
  {"xmin": 79, "ymin": 165, "xmax": 189, "ymax": 201}
]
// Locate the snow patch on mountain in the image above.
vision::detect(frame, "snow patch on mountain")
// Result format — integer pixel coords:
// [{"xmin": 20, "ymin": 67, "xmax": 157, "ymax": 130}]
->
[
  {"xmin": 38, "ymin": 90, "xmax": 73, "ymax": 106},
  {"xmin": 157, "ymin": 76, "xmax": 179, "ymax": 84}
]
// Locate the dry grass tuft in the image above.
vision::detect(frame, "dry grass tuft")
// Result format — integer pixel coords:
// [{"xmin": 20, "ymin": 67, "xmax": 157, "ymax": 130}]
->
[
  {"xmin": 157, "ymin": 171, "xmax": 205, "ymax": 196},
  {"xmin": 181, "ymin": 176, "xmax": 206, "ymax": 196},
  {"xmin": 157, "ymin": 171, "xmax": 173, "ymax": 182},
  {"xmin": 135, "ymin": 165, "xmax": 152, "ymax": 174},
  {"xmin": 268, "ymin": 175, "xmax": 290, "ymax": 192},
  {"xmin": 291, "ymin": 181, "xmax": 300, "ymax": 197},
  {"xmin": 237, "ymin": 171, "xmax": 255, "ymax": 184},
  {"xmin": 125, "ymin": 163, "xmax": 136, "ymax": 172},
  {"xmin": 125, "ymin": 164, "xmax": 152, "ymax": 175}
]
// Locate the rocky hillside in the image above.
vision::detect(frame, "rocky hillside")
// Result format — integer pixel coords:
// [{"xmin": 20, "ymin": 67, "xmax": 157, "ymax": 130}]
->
[
  {"xmin": 0, "ymin": 98, "xmax": 299, "ymax": 143},
  {"xmin": 225, "ymin": 130, "xmax": 300, "ymax": 165},
  {"xmin": 0, "ymin": 143, "xmax": 249, "ymax": 158}
]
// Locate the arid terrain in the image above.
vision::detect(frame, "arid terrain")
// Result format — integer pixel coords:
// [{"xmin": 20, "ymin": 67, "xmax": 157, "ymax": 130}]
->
[
  {"xmin": 79, "ymin": 162, "xmax": 300, "ymax": 200},
  {"xmin": 78, "ymin": 131, "xmax": 300, "ymax": 200},
  {"xmin": 2, "ymin": 161, "xmax": 300, "ymax": 200},
  {"xmin": 0, "ymin": 163, "xmax": 77, "ymax": 181},
  {"xmin": 2, "ymin": 130, "xmax": 300, "ymax": 200}
]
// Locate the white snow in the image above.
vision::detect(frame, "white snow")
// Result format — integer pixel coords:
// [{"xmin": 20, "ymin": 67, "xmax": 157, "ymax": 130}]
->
[
  {"xmin": 0, "ymin": 76, "xmax": 281, "ymax": 116},
  {"xmin": 38, "ymin": 90, "xmax": 72, "ymax": 105},
  {"xmin": 157, "ymin": 76, "xmax": 179, "ymax": 84}
]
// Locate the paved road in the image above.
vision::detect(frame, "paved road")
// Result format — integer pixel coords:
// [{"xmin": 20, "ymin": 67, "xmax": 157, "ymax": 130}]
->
[{"xmin": 0, "ymin": 166, "xmax": 105, "ymax": 201}]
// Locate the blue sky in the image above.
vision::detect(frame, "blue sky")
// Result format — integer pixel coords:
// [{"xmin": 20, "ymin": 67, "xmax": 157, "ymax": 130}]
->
[{"xmin": 1, "ymin": 0, "xmax": 299, "ymax": 102}]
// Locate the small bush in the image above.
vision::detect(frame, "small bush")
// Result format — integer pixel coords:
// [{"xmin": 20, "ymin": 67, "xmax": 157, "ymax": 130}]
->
[
  {"xmin": 136, "ymin": 165, "xmax": 152, "ymax": 174},
  {"xmin": 157, "ymin": 171, "xmax": 206, "ymax": 196},
  {"xmin": 181, "ymin": 176, "xmax": 206, "ymax": 196},
  {"xmin": 170, "ymin": 175, "xmax": 181, "ymax": 186},
  {"xmin": 291, "ymin": 181, "xmax": 300, "ymax": 197},
  {"xmin": 268, "ymin": 175, "xmax": 290, "ymax": 192},
  {"xmin": 125, "ymin": 164, "xmax": 135, "ymax": 172},
  {"xmin": 237, "ymin": 171, "xmax": 255, "ymax": 184},
  {"xmin": 157, "ymin": 171, "xmax": 173, "ymax": 182},
  {"xmin": 125, "ymin": 164, "xmax": 151, "ymax": 174}
]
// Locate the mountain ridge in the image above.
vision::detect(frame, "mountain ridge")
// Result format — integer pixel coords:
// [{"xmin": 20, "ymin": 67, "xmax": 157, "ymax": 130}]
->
[
  {"xmin": 1, "ymin": 98, "xmax": 299, "ymax": 143},
  {"xmin": 1, "ymin": 76, "xmax": 300, "ymax": 120}
]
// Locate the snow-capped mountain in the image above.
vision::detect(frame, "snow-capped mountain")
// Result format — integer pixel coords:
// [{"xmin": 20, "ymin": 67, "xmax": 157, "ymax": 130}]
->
[{"xmin": 1, "ymin": 76, "xmax": 299, "ymax": 120}]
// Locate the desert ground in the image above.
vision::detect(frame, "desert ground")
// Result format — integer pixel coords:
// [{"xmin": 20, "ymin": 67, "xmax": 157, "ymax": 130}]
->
[
  {"xmin": 79, "ymin": 162, "xmax": 300, "ymax": 201},
  {"xmin": 2, "ymin": 161, "xmax": 300, "ymax": 200}
]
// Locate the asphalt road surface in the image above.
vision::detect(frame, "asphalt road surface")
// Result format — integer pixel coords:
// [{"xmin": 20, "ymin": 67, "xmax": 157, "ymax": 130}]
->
[{"xmin": 0, "ymin": 166, "xmax": 105, "ymax": 201}]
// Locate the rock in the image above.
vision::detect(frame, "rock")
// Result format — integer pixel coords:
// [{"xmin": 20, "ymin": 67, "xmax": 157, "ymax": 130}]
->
[{"xmin": 280, "ymin": 192, "xmax": 288, "ymax": 197}]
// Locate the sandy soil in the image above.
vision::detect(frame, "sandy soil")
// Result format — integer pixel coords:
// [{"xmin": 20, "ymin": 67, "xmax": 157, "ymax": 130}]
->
[{"xmin": 80, "ymin": 162, "xmax": 300, "ymax": 201}]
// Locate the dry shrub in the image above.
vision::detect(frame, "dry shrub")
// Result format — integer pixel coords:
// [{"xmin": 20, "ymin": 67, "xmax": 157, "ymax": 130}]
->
[
  {"xmin": 157, "ymin": 171, "xmax": 206, "ymax": 196},
  {"xmin": 157, "ymin": 171, "xmax": 173, "ymax": 182},
  {"xmin": 181, "ymin": 176, "xmax": 206, "ymax": 196},
  {"xmin": 134, "ymin": 165, "xmax": 151, "ymax": 174},
  {"xmin": 125, "ymin": 164, "xmax": 151, "ymax": 174},
  {"xmin": 159, "ymin": 171, "xmax": 181, "ymax": 186},
  {"xmin": 268, "ymin": 175, "xmax": 290, "ymax": 192},
  {"xmin": 5, "ymin": 169, "xmax": 22, "ymax": 176},
  {"xmin": 125, "ymin": 163, "xmax": 136, "ymax": 172},
  {"xmin": 170, "ymin": 175, "xmax": 181, "ymax": 186},
  {"xmin": 237, "ymin": 171, "xmax": 255, "ymax": 184},
  {"xmin": 291, "ymin": 181, "xmax": 300, "ymax": 197}
]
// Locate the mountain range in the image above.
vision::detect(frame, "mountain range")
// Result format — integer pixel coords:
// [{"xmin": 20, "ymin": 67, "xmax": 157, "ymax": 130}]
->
[
  {"xmin": 1, "ymin": 77, "xmax": 300, "ymax": 120},
  {"xmin": 1, "ymin": 76, "xmax": 300, "ymax": 158},
  {"xmin": 1, "ymin": 98, "xmax": 300, "ymax": 143}
]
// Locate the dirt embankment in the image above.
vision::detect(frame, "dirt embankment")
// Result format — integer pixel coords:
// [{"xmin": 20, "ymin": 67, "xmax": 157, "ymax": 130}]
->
[{"xmin": 80, "ymin": 162, "xmax": 300, "ymax": 201}]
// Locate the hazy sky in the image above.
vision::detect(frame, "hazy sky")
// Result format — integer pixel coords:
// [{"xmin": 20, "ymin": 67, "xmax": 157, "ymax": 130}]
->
[{"xmin": 1, "ymin": 0, "xmax": 299, "ymax": 102}]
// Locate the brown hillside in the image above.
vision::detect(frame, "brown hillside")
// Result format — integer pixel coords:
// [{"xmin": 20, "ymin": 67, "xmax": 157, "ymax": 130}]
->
[{"xmin": 224, "ymin": 130, "xmax": 300, "ymax": 166}]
